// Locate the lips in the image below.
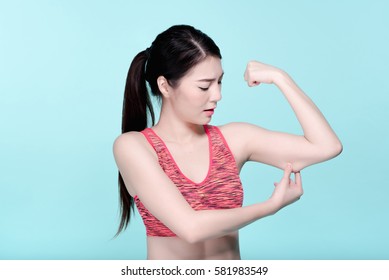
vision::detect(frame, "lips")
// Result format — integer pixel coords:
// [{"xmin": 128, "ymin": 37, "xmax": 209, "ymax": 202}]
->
[{"xmin": 204, "ymin": 108, "xmax": 215, "ymax": 116}]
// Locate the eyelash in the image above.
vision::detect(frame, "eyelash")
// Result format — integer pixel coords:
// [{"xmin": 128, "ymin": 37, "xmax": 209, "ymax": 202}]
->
[{"xmin": 199, "ymin": 81, "xmax": 222, "ymax": 91}]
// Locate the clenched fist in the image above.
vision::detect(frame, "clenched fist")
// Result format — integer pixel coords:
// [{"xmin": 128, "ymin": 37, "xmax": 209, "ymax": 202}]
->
[{"xmin": 244, "ymin": 60, "xmax": 286, "ymax": 86}]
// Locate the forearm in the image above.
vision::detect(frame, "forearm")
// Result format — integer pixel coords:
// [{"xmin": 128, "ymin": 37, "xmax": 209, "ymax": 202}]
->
[
  {"xmin": 274, "ymin": 71, "xmax": 342, "ymax": 150},
  {"xmin": 183, "ymin": 163, "xmax": 302, "ymax": 243},
  {"xmin": 185, "ymin": 199, "xmax": 277, "ymax": 243}
]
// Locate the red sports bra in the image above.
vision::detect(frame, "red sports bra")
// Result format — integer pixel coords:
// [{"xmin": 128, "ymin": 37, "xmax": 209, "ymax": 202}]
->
[{"xmin": 134, "ymin": 125, "xmax": 243, "ymax": 237}]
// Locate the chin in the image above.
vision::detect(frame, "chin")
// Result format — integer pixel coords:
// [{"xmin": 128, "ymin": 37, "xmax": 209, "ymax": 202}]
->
[
  {"xmin": 199, "ymin": 118, "xmax": 212, "ymax": 125},
  {"xmin": 187, "ymin": 116, "xmax": 212, "ymax": 126}
]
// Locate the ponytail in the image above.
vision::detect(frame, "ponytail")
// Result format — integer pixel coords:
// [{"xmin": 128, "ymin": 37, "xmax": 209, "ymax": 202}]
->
[
  {"xmin": 115, "ymin": 25, "xmax": 222, "ymax": 236},
  {"xmin": 116, "ymin": 50, "xmax": 155, "ymax": 236}
]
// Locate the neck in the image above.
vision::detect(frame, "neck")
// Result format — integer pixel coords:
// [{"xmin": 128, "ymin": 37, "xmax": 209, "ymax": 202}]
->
[{"xmin": 153, "ymin": 107, "xmax": 206, "ymax": 144}]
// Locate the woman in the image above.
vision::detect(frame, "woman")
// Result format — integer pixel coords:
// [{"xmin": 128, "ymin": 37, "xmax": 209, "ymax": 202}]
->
[{"xmin": 113, "ymin": 25, "xmax": 342, "ymax": 260}]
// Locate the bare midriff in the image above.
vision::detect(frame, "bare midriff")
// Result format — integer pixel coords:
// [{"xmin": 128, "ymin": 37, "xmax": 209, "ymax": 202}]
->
[{"xmin": 146, "ymin": 232, "xmax": 240, "ymax": 260}]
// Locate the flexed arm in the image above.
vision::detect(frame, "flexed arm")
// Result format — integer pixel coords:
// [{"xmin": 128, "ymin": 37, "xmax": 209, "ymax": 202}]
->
[{"xmin": 226, "ymin": 61, "xmax": 342, "ymax": 171}]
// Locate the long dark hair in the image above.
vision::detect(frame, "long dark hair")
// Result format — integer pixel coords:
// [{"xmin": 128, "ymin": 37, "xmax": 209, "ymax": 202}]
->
[{"xmin": 116, "ymin": 25, "xmax": 222, "ymax": 235}]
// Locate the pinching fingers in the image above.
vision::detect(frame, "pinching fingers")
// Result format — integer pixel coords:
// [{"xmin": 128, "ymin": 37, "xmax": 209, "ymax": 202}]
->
[
  {"xmin": 283, "ymin": 163, "xmax": 293, "ymax": 179},
  {"xmin": 294, "ymin": 172, "xmax": 302, "ymax": 187}
]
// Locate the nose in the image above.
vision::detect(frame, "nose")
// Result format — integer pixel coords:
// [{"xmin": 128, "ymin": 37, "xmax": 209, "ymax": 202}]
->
[{"xmin": 210, "ymin": 84, "xmax": 222, "ymax": 102}]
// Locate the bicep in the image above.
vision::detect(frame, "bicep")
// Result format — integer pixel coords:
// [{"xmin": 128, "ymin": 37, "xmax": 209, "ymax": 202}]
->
[{"xmin": 113, "ymin": 134, "xmax": 195, "ymax": 237}]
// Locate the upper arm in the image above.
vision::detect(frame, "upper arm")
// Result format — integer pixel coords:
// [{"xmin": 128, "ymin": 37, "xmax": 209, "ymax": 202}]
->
[
  {"xmin": 113, "ymin": 133, "xmax": 196, "ymax": 239},
  {"xmin": 221, "ymin": 122, "xmax": 340, "ymax": 172}
]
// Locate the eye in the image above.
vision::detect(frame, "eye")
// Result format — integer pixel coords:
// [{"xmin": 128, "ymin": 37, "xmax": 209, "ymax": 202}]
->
[{"xmin": 199, "ymin": 87, "xmax": 209, "ymax": 91}]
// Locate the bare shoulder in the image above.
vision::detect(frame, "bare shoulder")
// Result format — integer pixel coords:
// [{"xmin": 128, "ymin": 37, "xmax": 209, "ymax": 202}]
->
[
  {"xmin": 113, "ymin": 131, "xmax": 155, "ymax": 162},
  {"xmin": 113, "ymin": 131, "xmax": 144, "ymax": 149},
  {"xmin": 113, "ymin": 131, "xmax": 158, "ymax": 196}
]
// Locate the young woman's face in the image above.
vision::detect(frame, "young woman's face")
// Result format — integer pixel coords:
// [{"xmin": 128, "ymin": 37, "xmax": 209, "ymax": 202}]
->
[{"xmin": 168, "ymin": 56, "xmax": 223, "ymax": 125}]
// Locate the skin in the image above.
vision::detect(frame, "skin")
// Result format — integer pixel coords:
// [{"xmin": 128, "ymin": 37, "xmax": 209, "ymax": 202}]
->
[{"xmin": 113, "ymin": 56, "xmax": 342, "ymax": 259}]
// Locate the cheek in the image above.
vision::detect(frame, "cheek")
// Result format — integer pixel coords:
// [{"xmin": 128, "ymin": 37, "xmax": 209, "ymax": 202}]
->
[
  {"xmin": 188, "ymin": 96, "xmax": 207, "ymax": 111},
  {"xmin": 177, "ymin": 91, "xmax": 207, "ymax": 107}
]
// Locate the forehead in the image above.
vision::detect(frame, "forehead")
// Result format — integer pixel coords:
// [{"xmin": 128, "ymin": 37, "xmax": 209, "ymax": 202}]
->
[{"xmin": 184, "ymin": 56, "xmax": 223, "ymax": 80}]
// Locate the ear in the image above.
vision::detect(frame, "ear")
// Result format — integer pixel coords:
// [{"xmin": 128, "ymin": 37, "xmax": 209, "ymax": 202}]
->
[{"xmin": 157, "ymin": 76, "xmax": 171, "ymax": 98}]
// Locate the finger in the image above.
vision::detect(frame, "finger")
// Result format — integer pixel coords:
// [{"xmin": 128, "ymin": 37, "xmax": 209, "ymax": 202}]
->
[
  {"xmin": 282, "ymin": 163, "xmax": 293, "ymax": 181},
  {"xmin": 294, "ymin": 171, "xmax": 302, "ymax": 187},
  {"xmin": 248, "ymin": 80, "xmax": 260, "ymax": 87},
  {"xmin": 251, "ymin": 81, "xmax": 260, "ymax": 86}
]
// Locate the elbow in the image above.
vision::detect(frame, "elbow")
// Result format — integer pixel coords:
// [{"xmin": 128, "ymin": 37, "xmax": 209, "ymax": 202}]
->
[
  {"xmin": 320, "ymin": 139, "xmax": 343, "ymax": 162},
  {"xmin": 181, "ymin": 233, "xmax": 201, "ymax": 244},
  {"xmin": 335, "ymin": 140, "xmax": 343, "ymax": 156},
  {"xmin": 178, "ymin": 224, "xmax": 202, "ymax": 244},
  {"xmin": 328, "ymin": 139, "xmax": 343, "ymax": 158},
  {"xmin": 175, "ymin": 219, "xmax": 205, "ymax": 244}
]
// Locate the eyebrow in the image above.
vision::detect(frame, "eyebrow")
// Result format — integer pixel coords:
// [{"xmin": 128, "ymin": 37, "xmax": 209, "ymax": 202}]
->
[{"xmin": 196, "ymin": 72, "xmax": 224, "ymax": 82}]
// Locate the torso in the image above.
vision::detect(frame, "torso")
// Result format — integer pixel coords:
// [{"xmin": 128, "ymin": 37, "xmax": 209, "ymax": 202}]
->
[{"xmin": 130, "ymin": 124, "xmax": 245, "ymax": 260}]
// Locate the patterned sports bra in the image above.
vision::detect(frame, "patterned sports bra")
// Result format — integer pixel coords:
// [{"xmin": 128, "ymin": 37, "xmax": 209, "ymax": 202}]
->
[{"xmin": 134, "ymin": 125, "xmax": 243, "ymax": 237}]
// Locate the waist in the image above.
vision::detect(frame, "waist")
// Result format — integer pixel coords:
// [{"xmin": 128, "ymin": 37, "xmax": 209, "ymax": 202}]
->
[{"xmin": 146, "ymin": 232, "xmax": 241, "ymax": 260}]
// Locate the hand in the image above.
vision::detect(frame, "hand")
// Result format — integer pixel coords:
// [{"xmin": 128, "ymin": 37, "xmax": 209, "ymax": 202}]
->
[
  {"xmin": 269, "ymin": 163, "xmax": 303, "ymax": 213},
  {"xmin": 244, "ymin": 60, "xmax": 285, "ymax": 87}
]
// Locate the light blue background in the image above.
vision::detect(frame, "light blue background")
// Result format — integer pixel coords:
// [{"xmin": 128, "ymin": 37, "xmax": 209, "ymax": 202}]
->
[{"xmin": 1, "ymin": 0, "xmax": 388, "ymax": 260}]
